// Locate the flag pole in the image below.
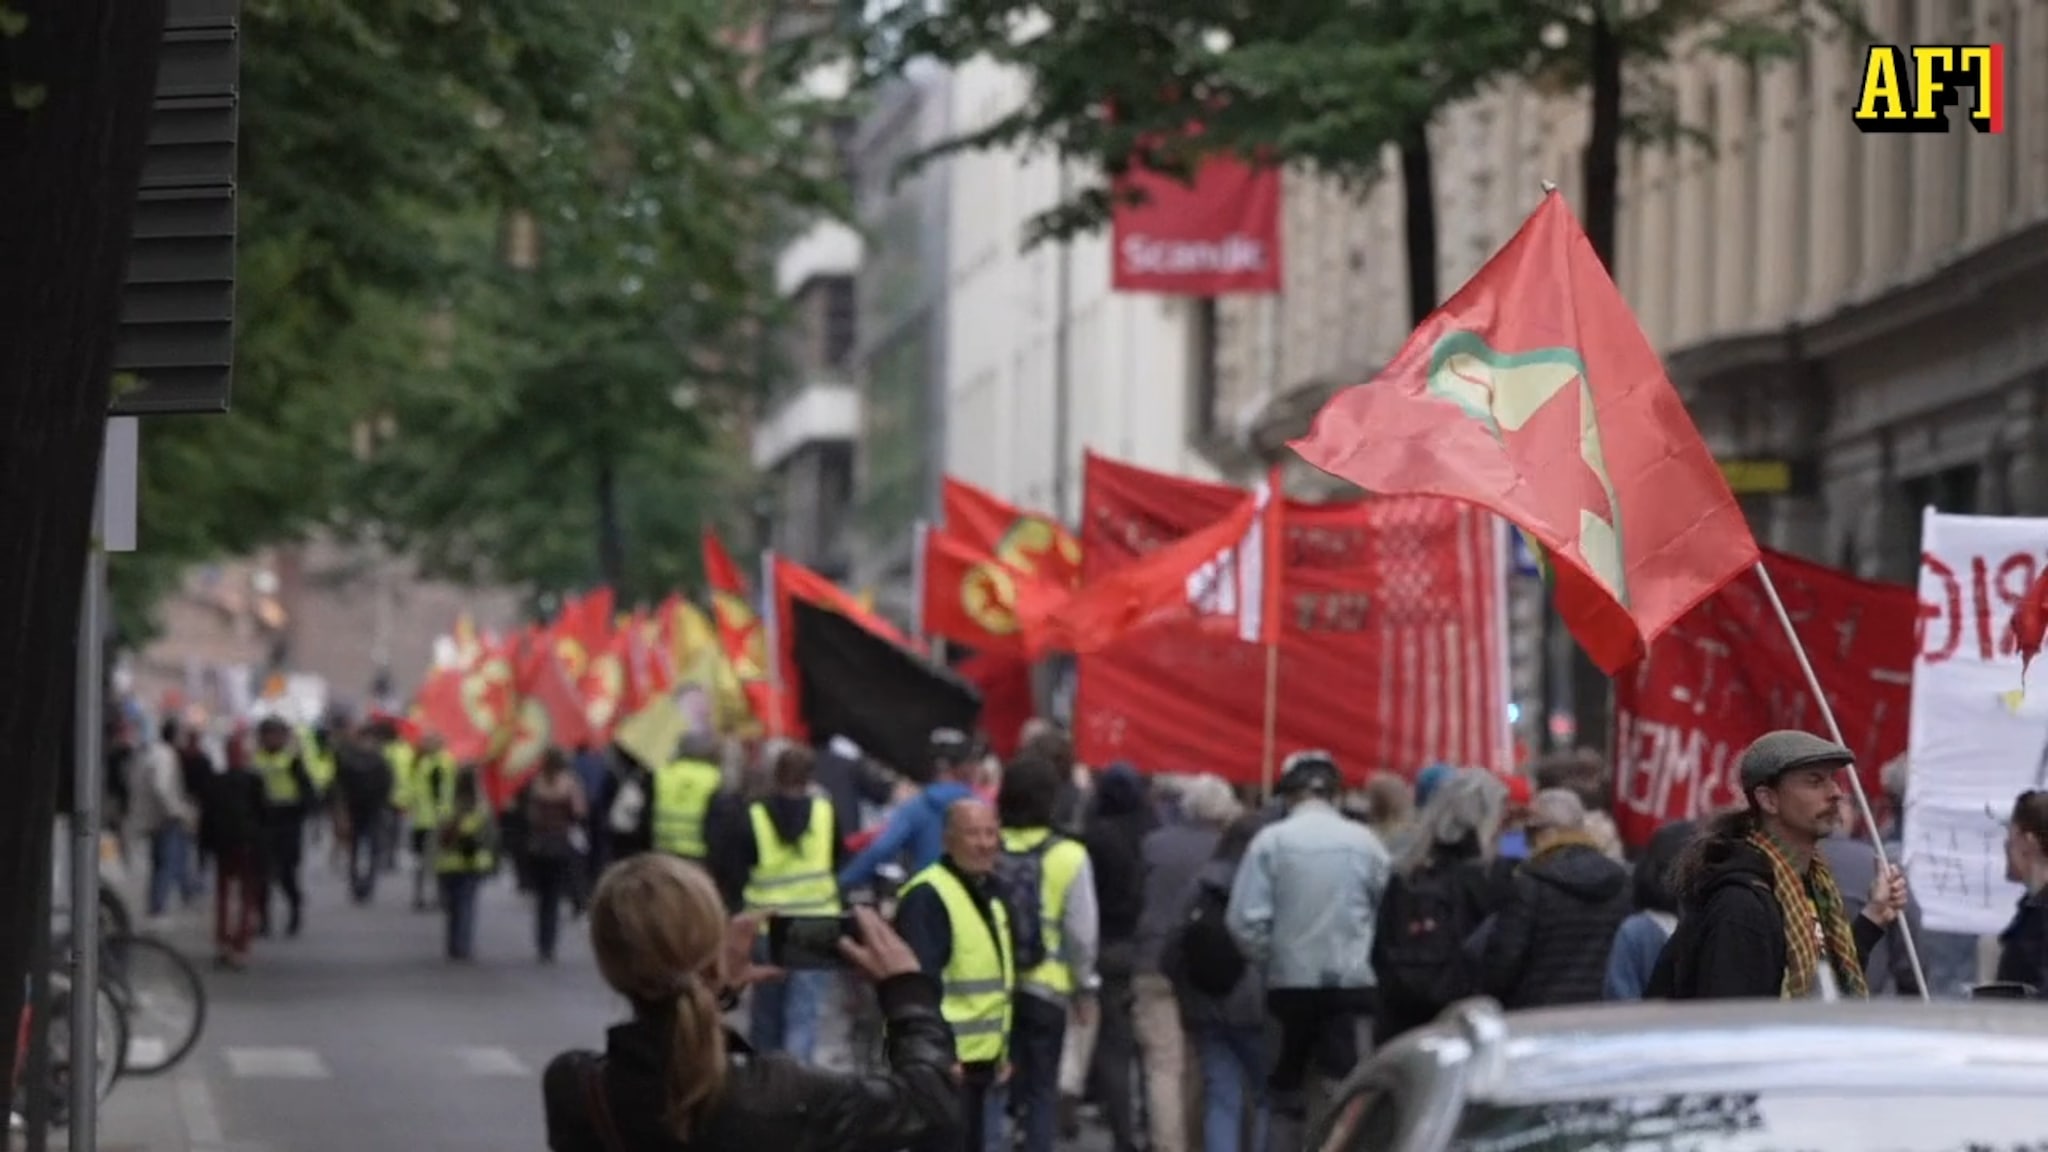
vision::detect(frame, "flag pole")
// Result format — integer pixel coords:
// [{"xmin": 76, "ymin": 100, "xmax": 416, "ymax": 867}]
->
[
  {"xmin": 760, "ymin": 547, "xmax": 784, "ymax": 739},
  {"xmin": 1752, "ymin": 560, "xmax": 1930, "ymax": 1001},
  {"xmin": 1491, "ymin": 514, "xmax": 1514, "ymax": 775},
  {"xmin": 1259, "ymin": 641, "xmax": 1280, "ymax": 801},
  {"xmin": 912, "ymin": 519, "xmax": 930, "ymax": 647}
]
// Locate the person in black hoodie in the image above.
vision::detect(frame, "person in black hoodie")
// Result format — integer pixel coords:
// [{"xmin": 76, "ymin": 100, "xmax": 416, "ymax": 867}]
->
[
  {"xmin": 1478, "ymin": 788, "xmax": 1632, "ymax": 1008},
  {"xmin": 1649, "ymin": 730, "xmax": 1907, "ymax": 1000},
  {"xmin": 333, "ymin": 723, "xmax": 396, "ymax": 905},
  {"xmin": 199, "ymin": 741, "xmax": 268, "ymax": 969},
  {"xmin": 1994, "ymin": 789, "xmax": 2048, "ymax": 995},
  {"xmin": 1077, "ymin": 764, "xmax": 1152, "ymax": 1152}
]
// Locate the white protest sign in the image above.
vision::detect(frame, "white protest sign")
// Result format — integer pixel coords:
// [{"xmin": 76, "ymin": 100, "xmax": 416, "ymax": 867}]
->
[{"xmin": 1903, "ymin": 510, "xmax": 2048, "ymax": 934}]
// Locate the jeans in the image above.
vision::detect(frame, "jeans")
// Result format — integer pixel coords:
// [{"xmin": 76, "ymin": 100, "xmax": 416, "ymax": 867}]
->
[
  {"xmin": 263, "ymin": 820, "xmax": 304, "ymax": 935},
  {"xmin": 148, "ymin": 823, "xmax": 199, "ymax": 916},
  {"xmin": 749, "ymin": 966, "xmax": 825, "ymax": 1060},
  {"xmin": 1195, "ymin": 1023, "xmax": 1269, "ymax": 1152},
  {"xmin": 1009, "ymin": 994, "xmax": 1066, "ymax": 1152},
  {"xmin": 440, "ymin": 872, "xmax": 483, "ymax": 959},
  {"xmin": 530, "ymin": 855, "xmax": 572, "ymax": 960},
  {"xmin": 214, "ymin": 847, "xmax": 261, "ymax": 959},
  {"xmin": 1091, "ymin": 971, "xmax": 1142, "ymax": 1152},
  {"xmin": 347, "ymin": 819, "xmax": 381, "ymax": 903}
]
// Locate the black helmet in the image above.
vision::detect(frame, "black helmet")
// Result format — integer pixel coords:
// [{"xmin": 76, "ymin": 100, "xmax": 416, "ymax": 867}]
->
[{"xmin": 1277, "ymin": 749, "xmax": 1340, "ymax": 797}]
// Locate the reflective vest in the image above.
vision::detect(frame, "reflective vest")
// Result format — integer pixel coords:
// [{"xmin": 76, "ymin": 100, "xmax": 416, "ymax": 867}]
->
[
  {"xmin": 253, "ymin": 748, "xmax": 303, "ymax": 807},
  {"xmin": 901, "ymin": 862, "xmax": 1013, "ymax": 1064},
  {"xmin": 742, "ymin": 797, "xmax": 840, "ymax": 915},
  {"xmin": 435, "ymin": 808, "xmax": 495, "ymax": 874},
  {"xmin": 385, "ymin": 742, "xmax": 418, "ymax": 814},
  {"xmin": 651, "ymin": 758, "xmax": 722, "ymax": 858},
  {"xmin": 410, "ymin": 751, "xmax": 458, "ymax": 824},
  {"xmin": 297, "ymin": 728, "xmax": 336, "ymax": 792},
  {"xmin": 1000, "ymin": 827, "xmax": 1089, "ymax": 1000}
]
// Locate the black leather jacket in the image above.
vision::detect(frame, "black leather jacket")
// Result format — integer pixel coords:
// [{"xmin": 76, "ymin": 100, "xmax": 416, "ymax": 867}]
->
[{"xmin": 543, "ymin": 973, "xmax": 959, "ymax": 1152}]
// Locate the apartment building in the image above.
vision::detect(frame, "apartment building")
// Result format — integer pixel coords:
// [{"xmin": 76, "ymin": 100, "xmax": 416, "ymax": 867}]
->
[{"xmin": 1210, "ymin": 0, "xmax": 2048, "ymax": 589}]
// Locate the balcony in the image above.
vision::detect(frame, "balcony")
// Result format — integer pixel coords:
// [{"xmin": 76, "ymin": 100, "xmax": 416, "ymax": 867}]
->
[{"xmin": 752, "ymin": 379, "xmax": 859, "ymax": 471}]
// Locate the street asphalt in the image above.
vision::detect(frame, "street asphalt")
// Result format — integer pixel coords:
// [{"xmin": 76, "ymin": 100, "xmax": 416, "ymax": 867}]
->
[{"xmin": 69, "ymin": 839, "xmax": 1114, "ymax": 1152}]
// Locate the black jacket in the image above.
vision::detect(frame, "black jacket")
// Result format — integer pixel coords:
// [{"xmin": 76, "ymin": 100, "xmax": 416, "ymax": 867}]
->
[
  {"xmin": 199, "ymin": 770, "xmax": 267, "ymax": 857},
  {"xmin": 1373, "ymin": 850, "xmax": 1515, "ymax": 1038},
  {"xmin": 1647, "ymin": 837, "xmax": 1885, "ymax": 999},
  {"xmin": 1994, "ymin": 888, "xmax": 2048, "ymax": 995},
  {"xmin": 1479, "ymin": 842, "xmax": 1632, "ymax": 1009},
  {"xmin": 334, "ymin": 742, "xmax": 395, "ymax": 823},
  {"xmin": 542, "ymin": 973, "xmax": 959, "ymax": 1152}
]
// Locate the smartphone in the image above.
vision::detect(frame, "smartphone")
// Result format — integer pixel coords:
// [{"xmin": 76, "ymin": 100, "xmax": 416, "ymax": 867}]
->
[{"xmin": 767, "ymin": 914, "xmax": 857, "ymax": 970}]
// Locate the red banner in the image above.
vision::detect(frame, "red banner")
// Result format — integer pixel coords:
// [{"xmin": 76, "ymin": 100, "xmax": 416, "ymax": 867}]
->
[
  {"xmin": 1111, "ymin": 155, "xmax": 1281, "ymax": 295},
  {"xmin": 1612, "ymin": 549, "xmax": 1915, "ymax": 848},
  {"xmin": 1074, "ymin": 454, "xmax": 1506, "ymax": 786}
]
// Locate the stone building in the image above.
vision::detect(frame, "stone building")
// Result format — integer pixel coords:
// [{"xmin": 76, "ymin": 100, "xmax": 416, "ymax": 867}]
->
[{"xmin": 1209, "ymin": 0, "xmax": 2048, "ymax": 592}]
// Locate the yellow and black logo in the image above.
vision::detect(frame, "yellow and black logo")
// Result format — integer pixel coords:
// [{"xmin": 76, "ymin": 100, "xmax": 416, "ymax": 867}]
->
[
  {"xmin": 1851, "ymin": 43, "xmax": 2006, "ymax": 134},
  {"xmin": 994, "ymin": 516, "xmax": 1082, "ymax": 577},
  {"xmin": 960, "ymin": 563, "xmax": 1020, "ymax": 636}
]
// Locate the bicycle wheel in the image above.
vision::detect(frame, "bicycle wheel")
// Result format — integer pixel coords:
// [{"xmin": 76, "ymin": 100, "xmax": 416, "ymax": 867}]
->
[
  {"xmin": 99, "ymin": 934, "xmax": 206, "ymax": 1076},
  {"xmin": 43, "ymin": 976, "xmax": 129, "ymax": 1127}
]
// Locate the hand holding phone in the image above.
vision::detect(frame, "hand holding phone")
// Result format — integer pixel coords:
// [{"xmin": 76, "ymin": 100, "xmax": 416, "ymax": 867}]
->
[{"xmin": 767, "ymin": 914, "xmax": 858, "ymax": 970}]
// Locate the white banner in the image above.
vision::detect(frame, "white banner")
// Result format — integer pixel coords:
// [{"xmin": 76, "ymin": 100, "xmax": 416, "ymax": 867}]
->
[{"xmin": 1904, "ymin": 509, "xmax": 2048, "ymax": 934}]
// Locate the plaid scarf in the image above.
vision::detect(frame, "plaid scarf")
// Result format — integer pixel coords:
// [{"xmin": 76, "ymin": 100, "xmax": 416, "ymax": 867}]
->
[{"xmin": 1747, "ymin": 828, "xmax": 1868, "ymax": 999}]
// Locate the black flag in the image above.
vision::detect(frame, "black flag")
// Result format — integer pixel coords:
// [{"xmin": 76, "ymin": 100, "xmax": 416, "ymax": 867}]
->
[{"xmin": 787, "ymin": 597, "xmax": 981, "ymax": 781}]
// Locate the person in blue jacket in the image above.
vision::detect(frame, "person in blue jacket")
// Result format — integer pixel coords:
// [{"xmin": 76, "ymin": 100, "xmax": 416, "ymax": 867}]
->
[{"xmin": 840, "ymin": 727, "xmax": 984, "ymax": 891}]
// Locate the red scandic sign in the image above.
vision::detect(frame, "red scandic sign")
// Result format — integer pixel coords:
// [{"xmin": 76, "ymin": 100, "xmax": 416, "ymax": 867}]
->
[
  {"xmin": 1917, "ymin": 546, "xmax": 2046, "ymax": 665},
  {"xmin": 1110, "ymin": 154, "xmax": 1282, "ymax": 296},
  {"xmin": 1072, "ymin": 454, "xmax": 1505, "ymax": 785},
  {"xmin": 1611, "ymin": 550, "xmax": 1915, "ymax": 849}
]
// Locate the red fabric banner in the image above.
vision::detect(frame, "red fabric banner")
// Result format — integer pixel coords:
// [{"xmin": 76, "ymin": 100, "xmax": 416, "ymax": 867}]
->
[
  {"xmin": 1074, "ymin": 454, "xmax": 1507, "ymax": 786},
  {"xmin": 1111, "ymin": 156, "xmax": 1282, "ymax": 295},
  {"xmin": 1612, "ymin": 549, "xmax": 1915, "ymax": 849}
]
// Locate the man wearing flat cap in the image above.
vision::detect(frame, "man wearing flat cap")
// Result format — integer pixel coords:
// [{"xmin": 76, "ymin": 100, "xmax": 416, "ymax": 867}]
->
[{"xmin": 1647, "ymin": 730, "xmax": 1910, "ymax": 1000}]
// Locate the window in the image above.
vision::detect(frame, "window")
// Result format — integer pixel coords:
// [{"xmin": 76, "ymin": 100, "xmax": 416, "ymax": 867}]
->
[
  {"xmin": 1449, "ymin": 1091, "xmax": 2044, "ymax": 1151},
  {"xmin": 1188, "ymin": 298, "xmax": 1220, "ymax": 440}
]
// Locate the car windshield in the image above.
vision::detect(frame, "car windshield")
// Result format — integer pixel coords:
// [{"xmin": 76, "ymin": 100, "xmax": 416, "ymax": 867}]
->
[{"xmin": 1448, "ymin": 1093, "xmax": 2048, "ymax": 1152}]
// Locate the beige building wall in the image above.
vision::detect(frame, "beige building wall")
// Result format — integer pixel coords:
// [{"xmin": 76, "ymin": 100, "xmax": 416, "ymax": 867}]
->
[{"xmin": 1220, "ymin": 0, "xmax": 2048, "ymax": 575}]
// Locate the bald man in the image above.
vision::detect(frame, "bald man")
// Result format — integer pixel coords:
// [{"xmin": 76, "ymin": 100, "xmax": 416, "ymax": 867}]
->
[{"xmin": 894, "ymin": 798, "xmax": 1014, "ymax": 1152}]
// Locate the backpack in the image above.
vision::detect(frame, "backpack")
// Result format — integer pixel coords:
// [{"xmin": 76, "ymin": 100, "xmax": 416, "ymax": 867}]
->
[
  {"xmin": 1377, "ymin": 864, "xmax": 1478, "ymax": 1008},
  {"xmin": 1176, "ymin": 880, "xmax": 1247, "ymax": 999},
  {"xmin": 992, "ymin": 837, "xmax": 1061, "ymax": 971}
]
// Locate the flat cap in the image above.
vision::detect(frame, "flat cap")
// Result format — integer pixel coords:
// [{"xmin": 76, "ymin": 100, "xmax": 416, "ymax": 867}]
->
[{"xmin": 1738, "ymin": 729, "xmax": 1854, "ymax": 793}]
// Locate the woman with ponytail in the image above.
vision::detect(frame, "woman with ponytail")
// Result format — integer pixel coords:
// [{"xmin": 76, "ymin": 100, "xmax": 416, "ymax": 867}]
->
[{"xmin": 543, "ymin": 854, "xmax": 960, "ymax": 1152}]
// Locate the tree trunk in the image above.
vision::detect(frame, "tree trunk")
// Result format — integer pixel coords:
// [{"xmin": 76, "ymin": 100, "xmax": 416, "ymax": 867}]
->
[
  {"xmin": 0, "ymin": 0, "xmax": 168, "ymax": 1120},
  {"xmin": 1398, "ymin": 126, "xmax": 1439, "ymax": 327},
  {"xmin": 1564, "ymin": 4, "xmax": 1626, "ymax": 757},
  {"xmin": 595, "ymin": 453, "xmax": 627, "ymax": 593}
]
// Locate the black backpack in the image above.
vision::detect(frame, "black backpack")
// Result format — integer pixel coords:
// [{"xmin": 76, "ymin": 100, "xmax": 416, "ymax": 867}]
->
[
  {"xmin": 992, "ymin": 837, "xmax": 1061, "ymax": 971},
  {"xmin": 1176, "ymin": 879, "xmax": 1248, "ymax": 999},
  {"xmin": 1377, "ymin": 864, "xmax": 1477, "ymax": 1007}
]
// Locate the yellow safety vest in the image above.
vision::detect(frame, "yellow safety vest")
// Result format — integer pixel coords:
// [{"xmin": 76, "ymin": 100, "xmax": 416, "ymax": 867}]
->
[
  {"xmin": 742, "ymin": 797, "xmax": 840, "ymax": 915},
  {"xmin": 901, "ymin": 862, "xmax": 1013, "ymax": 1064},
  {"xmin": 651, "ymin": 758, "xmax": 722, "ymax": 858},
  {"xmin": 298, "ymin": 728, "xmax": 336, "ymax": 792},
  {"xmin": 385, "ymin": 742, "xmax": 418, "ymax": 811},
  {"xmin": 410, "ymin": 751, "xmax": 458, "ymax": 824},
  {"xmin": 435, "ymin": 808, "xmax": 495, "ymax": 874},
  {"xmin": 1000, "ymin": 827, "xmax": 1088, "ymax": 1000},
  {"xmin": 253, "ymin": 748, "xmax": 303, "ymax": 807}
]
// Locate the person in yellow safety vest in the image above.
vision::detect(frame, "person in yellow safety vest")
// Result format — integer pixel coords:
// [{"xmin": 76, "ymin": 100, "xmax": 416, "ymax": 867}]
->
[
  {"xmin": 251, "ymin": 718, "xmax": 317, "ymax": 938},
  {"xmin": 410, "ymin": 735, "xmax": 459, "ymax": 911},
  {"xmin": 893, "ymin": 798, "xmax": 1014, "ymax": 1152},
  {"xmin": 733, "ymin": 745, "xmax": 843, "ymax": 1062},
  {"xmin": 992, "ymin": 754, "xmax": 1099, "ymax": 1152},
  {"xmin": 648, "ymin": 731, "xmax": 725, "ymax": 861},
  {"xmin": 383, "ymin": 731, "xmax": 418, "ymax": 877},
  {"xmin": 297, "ymin": 723, "xmax": 340, "ymax": 866},
  {"xmin": 434, "ymin": 767, "xmax": 496, "ymax": 961}
]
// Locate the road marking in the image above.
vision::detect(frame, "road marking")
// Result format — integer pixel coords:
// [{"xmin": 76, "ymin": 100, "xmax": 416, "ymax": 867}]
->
[
  {"xmin": 452, "ymin": 1046, "xmax": 531, "ymax": 1077},
  {"xmin": 128, "ymin": 1037, "xmax": 169, "ymax": 1068},
  {"xmin": 222, "ymin": 1046, "xmax": 330, "ymax": 1079},
  {"xmin": 177, "ymin": 1074, "xmax": 226, "ymax": 1145}
]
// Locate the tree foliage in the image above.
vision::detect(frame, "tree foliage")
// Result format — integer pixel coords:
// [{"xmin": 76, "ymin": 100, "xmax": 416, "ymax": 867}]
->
[{"xmin": 113, "ymin": 0, "xmax": 851, "ymax": 637}]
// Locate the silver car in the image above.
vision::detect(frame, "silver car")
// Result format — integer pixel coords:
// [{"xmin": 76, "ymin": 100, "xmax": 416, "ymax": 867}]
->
[{"xmin": 1313, "ymin": 998, "xmax": 2048, "ymax": 1151}]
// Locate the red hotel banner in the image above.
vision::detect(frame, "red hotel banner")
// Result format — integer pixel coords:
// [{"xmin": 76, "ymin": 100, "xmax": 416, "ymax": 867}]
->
[
  {"xmin": 1612, "ymin": 548, "xmax": 1915, "ymax": 848},
  {"xmin": 1111, "ymin": 154, "xmax": 1282, "ymax": 295},
  {"xmin": 1074, "ymin": 453, "xmax": 1506, "ymax": 785}
]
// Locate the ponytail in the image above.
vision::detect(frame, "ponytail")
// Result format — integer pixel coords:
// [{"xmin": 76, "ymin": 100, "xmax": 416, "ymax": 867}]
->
[
  {"xmin": 1669, "ymin": 807, "xmax": 1755, "ymax": 909},
  {"xmin": 663, "ymin": 977, "xmax": 729, "ymax": 1141}
]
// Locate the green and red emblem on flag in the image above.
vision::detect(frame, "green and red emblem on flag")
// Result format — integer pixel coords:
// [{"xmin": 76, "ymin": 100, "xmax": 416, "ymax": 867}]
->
[{"xmin": 1290, "ymin": 191, "xmax": 1757, "ymax": 675}]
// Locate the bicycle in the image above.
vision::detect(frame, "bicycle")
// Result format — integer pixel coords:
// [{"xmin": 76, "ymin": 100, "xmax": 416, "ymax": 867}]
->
[
  {"xmin": 51, "ymin": 930, "xmax": 208, "ymax": 1078},
  {"xmin": 12, "ymin": 966, "xmax": 129, "ymax": 1131}
]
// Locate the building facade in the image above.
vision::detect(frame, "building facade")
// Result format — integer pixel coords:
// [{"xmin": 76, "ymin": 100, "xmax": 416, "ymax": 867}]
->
[
  {"xmin": 939, "ymin": 57, "xmax": 1221, "ymax": 530},
  {"xmin": 848, "ymin": 66, "xmax": 955, "ymax": 619},
  {"xmin": 1214, "ymin": 1, "xmax": 2048, "ymax": 583}
]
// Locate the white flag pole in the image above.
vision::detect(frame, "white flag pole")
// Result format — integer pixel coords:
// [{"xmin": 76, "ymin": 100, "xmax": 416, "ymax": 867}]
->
[
  {"xmin": 1492, "ymin": 515, "xmax": 1515, "ymax": 775},
  {"xmin": 760, "ymin": 547, "xmax": 783, "ymax": 738},
  {"xmin": 1752, "ymin": 559, "xmax": 1930, "ymax": 1001}
]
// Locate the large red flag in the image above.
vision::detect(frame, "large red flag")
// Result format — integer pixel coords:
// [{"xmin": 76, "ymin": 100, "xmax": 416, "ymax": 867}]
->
[
  {"xmin": 941, "ymin": 477, "xmax": 1083, "ymax": 589},
  {"xmin": 1290, "ymin": 191, "xmax": 1756, "ymax": 674},
  {"xmin": 702, "ymin": 530, "xmax": 777, "ymax": 728}
]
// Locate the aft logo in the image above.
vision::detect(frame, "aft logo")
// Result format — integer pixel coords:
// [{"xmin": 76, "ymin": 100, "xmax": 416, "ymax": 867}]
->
[{"xmin": 1852, "ymin": 44, "xmax": 2006, "ymax": 133}]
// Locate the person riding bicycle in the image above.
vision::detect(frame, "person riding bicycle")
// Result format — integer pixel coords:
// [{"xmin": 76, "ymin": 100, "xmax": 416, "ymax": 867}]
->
[{"xmin": 839, "ymin": 729, "xmax": 983, "ymax": 892}]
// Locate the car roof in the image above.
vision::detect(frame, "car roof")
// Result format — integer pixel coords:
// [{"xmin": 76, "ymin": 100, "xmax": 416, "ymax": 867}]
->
[{"xmin": 1390, "ymin": 999, "xmax": 2048, "ymax": 1104}]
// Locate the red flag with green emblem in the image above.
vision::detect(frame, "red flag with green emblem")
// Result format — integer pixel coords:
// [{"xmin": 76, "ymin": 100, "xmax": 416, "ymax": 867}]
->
[{"xmin": 1289, "ymin": 191, "xmax": 1757, "ymax": 675}]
